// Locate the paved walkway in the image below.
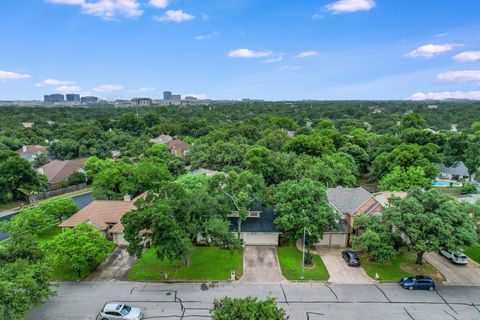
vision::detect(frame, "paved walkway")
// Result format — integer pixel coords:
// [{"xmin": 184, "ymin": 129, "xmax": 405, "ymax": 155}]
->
[
  {"xmin": 86, "ymin": 247, "xmax": 136, "ymax": 281},
  {"xmin": 424, "ymin": 252, "xmax": 480, "ymax": 285},
  {"xmin": 316, "ymin": 247, "xmax": 373, "ymax": 284},
  {"xmin": 242, "ymin": 246, "xmax": 285, "ymax": 283}
]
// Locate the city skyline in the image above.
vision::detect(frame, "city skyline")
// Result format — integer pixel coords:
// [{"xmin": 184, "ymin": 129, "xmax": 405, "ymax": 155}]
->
[{"xmin": 1, "ymin": 0, "xmax": 480, "ymax": 100}]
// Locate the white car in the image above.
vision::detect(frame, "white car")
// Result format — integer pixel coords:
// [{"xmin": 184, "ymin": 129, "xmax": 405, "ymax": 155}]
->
[
  {"xmin": 96, "ymin": 303, "xmax": 143, "ymax": 320},
  {"xmin": 439, "ymin": 248, "xmax": 468, "ymax": 265}
]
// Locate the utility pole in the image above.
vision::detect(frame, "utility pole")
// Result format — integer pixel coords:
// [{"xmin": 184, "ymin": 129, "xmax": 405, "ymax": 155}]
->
[{"xmin": 301, "ymin": 226, "xmax": 306, "ymax": 280}]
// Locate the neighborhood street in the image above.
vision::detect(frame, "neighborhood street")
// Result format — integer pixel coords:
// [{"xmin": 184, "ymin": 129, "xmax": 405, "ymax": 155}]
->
[
  {"xmin": 27, "ymin": 282, "xmax": 480, "ymax": 320},
  {"xmin": 424, "ymin": 252, "xmax": 480, "ymax": 285}
]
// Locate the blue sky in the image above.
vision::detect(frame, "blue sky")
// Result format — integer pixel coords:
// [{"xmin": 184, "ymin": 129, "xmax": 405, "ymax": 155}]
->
[{"xmin": 1, "ymin": 0, "xmax": 480, "ymax": 100}]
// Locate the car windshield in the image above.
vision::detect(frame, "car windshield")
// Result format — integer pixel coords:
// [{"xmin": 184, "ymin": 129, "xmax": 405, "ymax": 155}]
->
[{"xmin": 120, "ymin": 305, "xmax": 131, "ymax": 316}]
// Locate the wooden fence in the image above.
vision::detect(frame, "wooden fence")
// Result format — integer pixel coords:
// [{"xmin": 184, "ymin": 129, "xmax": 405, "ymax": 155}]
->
[{"xmin": 28, "ymin": 183, "xmax": 87, "ymax": 204}]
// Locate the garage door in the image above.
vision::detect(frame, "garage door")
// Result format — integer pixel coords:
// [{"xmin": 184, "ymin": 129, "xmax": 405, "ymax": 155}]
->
[
  {"xmin": 243, "ymin": 233, "xmax": 279, "ymax": 246},
  {"xmin": 315, "ymin": 233, "xmax": 347, "ymax": 247}
]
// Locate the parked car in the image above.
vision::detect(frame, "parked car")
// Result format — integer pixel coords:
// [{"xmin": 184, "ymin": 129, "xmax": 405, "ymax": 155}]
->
[
  {"xmin": 97, "ymin": 303, "xmax": 143, "ymax": 320},
  {"xmin": 439, "ymin": 248, "xmax": 468, "ymax": 265},
  {"xmin": 341, "ymin": 250, "xmax": 360, "ymax": 266},
  {"xmin": 400, "ymin": 275, "xmax": 435, "ymax": 291}
]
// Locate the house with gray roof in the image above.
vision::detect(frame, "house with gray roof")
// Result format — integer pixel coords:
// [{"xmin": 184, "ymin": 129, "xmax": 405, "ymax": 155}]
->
[{"xmin": 439, "ymin": 162, "xmax": 472, "ymax": 180}]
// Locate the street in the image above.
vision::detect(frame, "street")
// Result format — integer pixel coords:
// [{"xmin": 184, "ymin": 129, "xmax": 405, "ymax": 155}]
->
[{"xmin": 27, "ymin": 282, "xmax": 480, "ymax": 319}]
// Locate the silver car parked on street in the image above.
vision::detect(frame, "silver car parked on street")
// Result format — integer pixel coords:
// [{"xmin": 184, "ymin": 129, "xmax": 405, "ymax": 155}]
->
[{"xmin": 96, "ymin": 302, "xmax": 143, "ymax": 320}]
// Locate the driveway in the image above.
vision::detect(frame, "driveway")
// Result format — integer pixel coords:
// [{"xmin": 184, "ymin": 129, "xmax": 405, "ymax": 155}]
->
[
  {"xmin": 242, "ymin": 246, "xmax": 285, "ymax": 283},
  {"xmin": 316, "ymin": 247, "xmax": 373, "ymax": 284},
  {"xmin": 86, "ymin": 247, "xmax": 136, "ymax": 281},
  {"xmin": 424, "ymin": 252, "xmax": 480, "ymax": 285}
]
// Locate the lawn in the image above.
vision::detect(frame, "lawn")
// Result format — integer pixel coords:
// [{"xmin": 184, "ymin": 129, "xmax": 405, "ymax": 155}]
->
[
  {"xmin": 360, "ymin": 250, "xmax": 442, "ymax": 282},
  {"xmin": 0, "ymin": 199, "xmax": 22, "ymax": 210},
  {"xmin": 129, "ymin": 247, "xmax": 243, "ymax": 281},
  {"xmin": 38, "ymin": 225, "xmax": 115, "ymax": 281},
  {"xmin": 277, "ymin": 246, "xmax": 329, "ymax": 281},
  {"xmin": 465, "ymin": 246, "xmax": 480, "ymax": 264}
]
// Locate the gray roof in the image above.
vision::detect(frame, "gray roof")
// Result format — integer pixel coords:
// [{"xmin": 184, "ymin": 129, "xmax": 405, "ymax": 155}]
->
[
  {"xmin": 326, "ymin": 187, "xmax": 373, "ymax": 215},
  {"xmin": 440, "ymin": 162, "xmax": 469, "ymax": 177},
  {"xmin": 228, "ymin": 203, "xmax": 280, "ymax": 233}
]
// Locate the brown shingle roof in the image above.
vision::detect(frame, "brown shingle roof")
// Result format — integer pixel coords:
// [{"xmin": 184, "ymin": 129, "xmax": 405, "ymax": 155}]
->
[
  {"xmin": 16, "ymin": 145, "xmax": 48, "ymax": 154},
  {"xmin": 38, "ymin": 158, "xmax": 87, "ymax": 184},
  {"xmin": 59, "ymin": 200, "xmax": 136, "ymax": 231},
  {"xmin": 167, "ymin": 140, "xmax": 190, "ymax": 150}
]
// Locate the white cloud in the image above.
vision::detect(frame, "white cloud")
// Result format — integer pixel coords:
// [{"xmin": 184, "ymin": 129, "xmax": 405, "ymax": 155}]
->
[
  {"xmin": 278, "ymin": 65, "xmax": 301, "ymax": 71},
  {"xmin": 406, "ymin": 43, "xmax": 455, "ymax": 58},
  {"xmin": 46, "ymin": 0, "xmax": 143, "ymax": 19},
  {"xmin": 94, "ymin": 84, "xmax": 124, "ymax": 92},
  {"xmin": 130, "ymin": 86, "xmax": 155, "ymax": 93},
  {"xmin": 263, "ymin": 56, "xmax": 283, "ymax": 63},
  {"xmin": 325, "ymin": 0, "xmax": 375, "ymax": 14},
  {"xmin": 0, "ymin": 70, "xmax": 32, "ymax": 82},
  {"xmin": 410, "ymin": 91, "xmax": 480, "ymax": 100},
  {"xmin": 149, "ymin": 0, "xmax": 168, "ymax": 9},
  {"xmin": 228, "ymin": 49, "xmax": 272, "ymax": 58},
  {"xmin": 437, "ymin": 70, "xmax": 480, "ymax": 81},
  {"xmin": 35, "ymin": 79, "xmax": 75, "ymax": 87},
  {"xmin": 312, "ymin": 14, "xmax": 323, "ymax": 20},
  {"xmin": 194, "ymin": 31, "xmax": 218, "ymax": 41},
  {"xmin": 54, "ymin": 85, "xmax": 82, "ymax": 94},
  {"xmin": 295, "ymin": 51, "xmax": 319, "ymax": 58},
  {"xmin": 154, "ymin": 10, "xmax": 195, "ymax": 22},
  {"xmin": 453, "ymin": 51, "xmax": 480, "ymax": 62},
  {"xmin": 436, "ymin": 32, "xmax": 449, "ymax": 37}
]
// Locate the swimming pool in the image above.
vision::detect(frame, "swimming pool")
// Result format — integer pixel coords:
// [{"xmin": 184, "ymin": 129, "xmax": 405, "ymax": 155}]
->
[{"xmin": 432, "ymin": 180, "xmax": 462, "ymax": 187}]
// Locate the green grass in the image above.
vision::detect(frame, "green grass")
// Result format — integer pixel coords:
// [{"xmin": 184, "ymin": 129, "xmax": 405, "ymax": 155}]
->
[
  {"xmin": 277, "ymin": 246, "xmax": 329, "ymax": 281},
  {"xmin": 129, "ymin": 247, "xmax": 243, "ymax": 281},
  {"xmin": 465, "ymin": 246, "xmax": 480, "ymax": 264},
  {"xmin": 38, "ymin": 225, "xmax": 115, "ymax": 281},
  {"xmin": 360, "ymin": 250, "xmax": 441, "ymax": 282},
  {"xmin": 0, "ymin": 199, "xmax": 22, "ymax": 210}
]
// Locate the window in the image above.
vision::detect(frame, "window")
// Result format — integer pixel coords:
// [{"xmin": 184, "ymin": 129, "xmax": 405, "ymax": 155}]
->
[{"xmin": 120, "ymin": 305, "xmax": 131, "ymax": 316}]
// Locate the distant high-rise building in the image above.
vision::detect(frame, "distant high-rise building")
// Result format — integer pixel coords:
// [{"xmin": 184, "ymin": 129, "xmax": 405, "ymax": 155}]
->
[
  {"xmin": 184, "ymin": 96, "xmax": 198, "ymax": 101},
  {"xmin": 81, "ymin": 96, "xmax": 98, "ymax": 104},
  {"xmin": 172, "ymin": 94, "xmax": 181, "ymax": 101},
  {"xmin": 66, "ymin": 94, "xmax": 80, "ymax": 102},
  {"xmin": 44, "ymin": 94, "xmax": 65, "ymax": 103},
  {"xmin": 131, "ymin": 98, "xmax": 152, "ymax": 106},
  {"xmin": 163, "ymin": 91, "xmax": 172, "ymax": 101}
]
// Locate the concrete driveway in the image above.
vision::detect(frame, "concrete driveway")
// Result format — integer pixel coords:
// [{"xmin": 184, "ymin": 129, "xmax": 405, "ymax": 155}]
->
[
  {"xmin": 424, "ymin": 252, "xmax": 480, "ymax": 285},
  {"xmin": 242, "ymin": 246, "xmax": 285, "ymax": 283},
  {"xmin": 86, "ymin": 247, "xmax": 136, "ymax": 281},
  {"xmin": 316, "ymin": 247, "xmax": 373, "ymax": 284}
]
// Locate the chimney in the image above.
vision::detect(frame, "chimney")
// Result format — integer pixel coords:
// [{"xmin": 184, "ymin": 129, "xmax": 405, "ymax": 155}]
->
[
  {"xmin": 124, "ymin": 194, "xmax": 131, "ymax": 202},
  {"xmin": 22, "ymin": 145, "xmax": 27, "ymax": 152}
]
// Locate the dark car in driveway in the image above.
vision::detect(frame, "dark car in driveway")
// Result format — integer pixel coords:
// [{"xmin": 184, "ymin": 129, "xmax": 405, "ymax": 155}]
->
[
  {"xmin": 341, "ymin": 250, "xmax": 360, "ymax": 266},
  {"xmin": 400, "ymin": 275, "xmax": 435, "ymax": 291}
]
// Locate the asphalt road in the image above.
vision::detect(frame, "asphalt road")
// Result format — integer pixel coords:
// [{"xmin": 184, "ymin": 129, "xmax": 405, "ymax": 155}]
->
[
  {"xmin": 27, "ymin": 282, "xmax": 480, "ymax": 320},
  {"xmin": 0, "ymin": 191, "xmax": 93, "ymax": 241}
]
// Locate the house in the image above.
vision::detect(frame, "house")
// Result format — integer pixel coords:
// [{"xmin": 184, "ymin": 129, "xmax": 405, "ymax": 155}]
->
[
  {"xmin": 451, "ymin": 124, "xmax": 458, "ymax": 132},
  {"xmin": 167, "ymin": 140, "xmax": 190, "ymax": 158},
  {"xmin": 37, "ymin": 158, "xmax": 87, "ymax": 190},
  {"xmin": 59, "ymin": 194, "xmax": 141, "ymax": 246},
  {"xmin": 439, "ymin": 162, "xmax": 471, "ymax": 181},
  {"xmin": 228, "ymin": 203, "xmax": 281, "ymax": 246},
  {"xmin": 149, "ymin": 134, "xmax": 173, "ymax": 144},
  {"xmin": 22, "ymin": 122, "xmax": 34, "ymax": 128},
  {"xmin": 16, "ymin": 145, "xmax": 49, "ymax": 162},
  {"xmin": 427, "ymin": 105, "xmax": 438, "ymax": 110},
  {"xmin": 325, "ymin": 187, "xmax": 384, "ymax": 246},
  {"xmin": 374, "ymin": 191, "xmax": 408, "ymax": 208}
]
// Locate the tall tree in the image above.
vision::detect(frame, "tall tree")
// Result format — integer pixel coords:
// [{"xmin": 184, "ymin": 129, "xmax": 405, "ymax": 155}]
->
[
  {"xmin": 273, "ymin": 178, "xmax": 337, "ymax": 245},
  {"xmin": 384, "ymin": 189, "xmax": 478, "ymax": 264}
]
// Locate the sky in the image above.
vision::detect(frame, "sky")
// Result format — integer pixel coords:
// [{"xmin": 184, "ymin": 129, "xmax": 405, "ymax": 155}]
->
[{"xmin": 0, "ymin": 0, "xmax": 480, "ymax": 101}]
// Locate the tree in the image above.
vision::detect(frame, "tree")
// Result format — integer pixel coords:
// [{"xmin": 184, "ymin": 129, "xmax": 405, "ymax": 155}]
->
[
  {"xmin": 243, "ymin": 146, "xmax": 276, "ymax": 185},
  {"xmin": 293, "ymin": 154, "xmax": 357, "ymax": 187},
  {"xmin": 33, "ymin": 153, "xmax": 49, "ymax": 168},
  {"xmin": 134, "ymin": 159, "xmax": 172, "ymax": 191},
  {"xmin": 210, "ymin": 171, "xmax": 266, "ymax": 238},
  {"xmin": 464, "ymin": 142, "xmax": 480, "ymax": 181},
  {"xmin": 273, "ymin": 178, "xmax": 337, "ymax": 244},
  {"xmin": 401, "ymin": 114, "xmax": 426, "ymax": 129},
  {"xmin": 37, "ymin": 197, "xmax": 79, "ymax": 223},
  {"xmin": 0, "ymin": 150, "xmax": 47, "ymax": 201},
  {"xmin": 284, "ymin": 134, "xmax": 334, "ymax": 156},
  {"xmin": 64, "ymin": 171, "xmax": 86, "ymax": 186},
  {"xmin": 48, "ymin": 223, "xmax": 113, "ymax": 279},
  {"xmin": 384, "ymin": 189, "xmax": 478, "ymax": 264},
  {"xmin": 211, "ymin": 297, "xmax": 286, "ymax": 320},
  {"xmin": 352, "ymin": 214, "xmax": 398, "ymax": 263},
  {"xmin": 379, "ymin": 166, "xmax": 430, "ymax": 191},
  {"xmin": 0, "ymin": 230, "xmax": 54, "ymax": 320},
  {"xmin": 1, "ymin": 206, "xmax": 52, "ymax": 235}
]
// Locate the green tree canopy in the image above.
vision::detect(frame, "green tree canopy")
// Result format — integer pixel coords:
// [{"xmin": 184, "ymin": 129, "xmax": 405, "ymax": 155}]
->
[{"xmin": 211, "ymin": 297, "xmax": 286, "ymax": 320}]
